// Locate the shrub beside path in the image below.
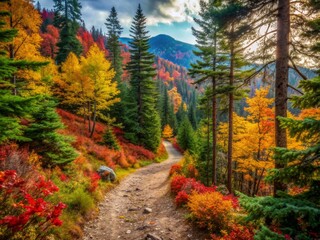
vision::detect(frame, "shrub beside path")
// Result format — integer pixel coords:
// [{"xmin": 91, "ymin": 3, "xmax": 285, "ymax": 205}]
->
[{"xmin": 83, "ymin": 141, "xmax": 207, "ymax": 240}]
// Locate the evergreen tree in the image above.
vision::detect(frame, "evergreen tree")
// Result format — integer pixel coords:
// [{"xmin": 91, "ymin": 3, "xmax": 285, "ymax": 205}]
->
[
  {"xmin": 105, "ymin": 6, "xmax": 123, "ymax": 83},
  {"xmin": 24, "ymin": 98, "xmax": 77, "ymax": 166},
  {"xmin": 240, "ymin": 77, "xmax": 320, "ymax": 239},
  {"xmin": 54, "ymin": 0, "xmax": 83, "ymax": 64},
  {"xmin": 190, "ymin": 0, "xmax": 232, "ymax": 185},
  {"xmin": 104, "ymin": 7, "xmax": 125, "ymax": 125},
  {"xmin": 158, "ymin": 81, "xmax": 177, "ymax": 134},
  {"xmin": 102, "ymin": 127, "xmax": 120, "ymax": 150},
  {"xmin": 177, "ymin": 116, "xmax": 197, "ymax": 155},
  {"xmin": 125, "ymin": 4, "xmax": 161, "ymax": 152},
  {"xmin": 0, "ymin": 3, "xmax": 43, "ymax": 143}
]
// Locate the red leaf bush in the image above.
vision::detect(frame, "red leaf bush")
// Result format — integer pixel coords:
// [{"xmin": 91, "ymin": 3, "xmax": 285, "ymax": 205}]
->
[
  {"xmin": 169, "ymin": 163, "xmax": 182, "ymax": 176},
  {"xmin": 175, "ymin": 190, "xmax": 189, "ymax": 207},
  {"xmin": 0, "ymin": 170, "xmax": 66, "ymax": 239}
]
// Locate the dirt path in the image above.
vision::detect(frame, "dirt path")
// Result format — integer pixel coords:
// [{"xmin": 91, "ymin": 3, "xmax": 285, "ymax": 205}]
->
[{"xmin": 83, "ymin": 141, "xmax": 207, "ymax": 240}]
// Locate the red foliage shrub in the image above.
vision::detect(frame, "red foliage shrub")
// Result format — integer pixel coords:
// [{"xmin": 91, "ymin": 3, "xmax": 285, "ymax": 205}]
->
[
  {"xmin": 171, "ymin": 175, "xmax": 188, "ymax": 194},
  {"xmin": 223, "ymin": 194, "xmax": 239, "ymax": 209},
  {"xmin": 171, "ymin": 175, "xmax": 216, "ymax": 196},
  {"xmin": 88, "ymin": 172, "xmax": 101, "ymax": 192},
  {"xmin": 156, "ymin": 141, "xmax": 167, "ymax": 159},
  {"xmin": 175, "ymin": 190, "xmax": 189, "ymax": 207},
  {"xmin": 169, "ymin": 164, "xmax": 182, "ymax": 176},
  {"xmin": 116, "ymin": 151, "xmax": 130, "ymax": 168},
  {"xmin": 172, "ymin": 138, "xmax": 183, "ymax": 153},
  {"xmin": 0, "ymin": 170, "xmax": 66, "ymax": 238},
  {"xmin": 187, "ymin": 164, "xmax": 198, "ymax": 178},
  {"xmin": 58, "ymin": 109, "xmax": 156, "ymax": 168},
  {"xmin": 211, "ymin": 224, "xmax": 254, "ymax": 240}
]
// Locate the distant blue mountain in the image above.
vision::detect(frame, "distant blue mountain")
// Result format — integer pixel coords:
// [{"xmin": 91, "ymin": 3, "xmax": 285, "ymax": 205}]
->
[{"xmin": 120, "ymin": 34, "xmax": 198, "ymax": 68}]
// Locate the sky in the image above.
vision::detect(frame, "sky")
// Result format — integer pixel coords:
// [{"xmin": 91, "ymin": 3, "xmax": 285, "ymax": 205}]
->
[{"xmin": 37, "ymin": 0, "xmax": 202, "ymax": 44}]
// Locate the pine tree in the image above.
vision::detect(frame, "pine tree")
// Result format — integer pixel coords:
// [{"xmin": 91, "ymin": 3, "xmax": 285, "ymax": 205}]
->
[
  {"xmin": 0, "ymin": 3, "xmax": 42, "ymax": 143},
  {"xmin": 105, "ymin": 6, "xmax": 123, "ymax": 83},
  {"xmin": 177, "ymin": 116, "xmax": 197, "ymax": 155},
  {"xmin": 104, "ymin": 6, "xmax": 125, "ymax": 125},
  {"xmin": 159, "ymin": 82, "xmax": 177, "ymax": 134},
  {"xmin": 240, "ymin": 77, "xmax": 320, "ymax": 239},
  {"xmin": 54, "ymin": 0, "xmax": 83, "ymax": 64},
  {"xmin": 189, "ymin": 0, "xmax": 226, "ymax": 185},
  {"xmin": 125, "ymin": 4, "xmax": 161, "ymax": 152},
  {"xmin": 24, "ymin": 98, "xmax": 77, "ymax": 166}
]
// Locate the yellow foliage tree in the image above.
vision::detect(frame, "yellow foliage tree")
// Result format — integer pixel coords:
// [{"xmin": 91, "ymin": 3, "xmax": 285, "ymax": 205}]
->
[
  {"xmin": 168, "ymin": 87, "xmax": 182, "ymax": 113},
  {"xmin": 0, "ymin": 0, "xmax": 48, "ymax": 95},
  {"xmin": 162, "ymin": 124, "xmax": 173, "ymax": 139},
  {"xmin": 60, "ymin": 44, "xmax": 120, "ymax": 137}
]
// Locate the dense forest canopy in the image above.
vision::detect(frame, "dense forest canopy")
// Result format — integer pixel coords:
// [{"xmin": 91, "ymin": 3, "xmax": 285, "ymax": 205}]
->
[{"xmin": 0, "ymin": 0, "xmax": 319, "ymax": 239}]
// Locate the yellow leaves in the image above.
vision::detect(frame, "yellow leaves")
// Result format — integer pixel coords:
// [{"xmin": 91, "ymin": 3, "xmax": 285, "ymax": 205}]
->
[
  {"xmin": 168, "ymin": 87, "xmax": 182, "ymax": 113},
  {"xmin": 162, "ymin": 124, "xmax": 173, "ymax": 139},
  {"xmin": 59, "ymin": 44, "xmax": 120, "ymax": 119}
]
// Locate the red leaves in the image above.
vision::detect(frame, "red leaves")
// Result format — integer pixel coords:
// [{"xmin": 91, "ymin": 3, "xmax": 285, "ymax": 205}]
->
[
  {"xmin": 169, "ymin": 164, "xmax": 182, "ymax": 176},
  {"xmin": 88, "ymin": 172, "xmax": 101, "ymax": 192},
  {"xmin": 175, "ymin": 190, "xmax": 189, "ymax": 207},
  {"xmin": 0, "ymin": 170, "xmax": 66, "ymax": 234}
]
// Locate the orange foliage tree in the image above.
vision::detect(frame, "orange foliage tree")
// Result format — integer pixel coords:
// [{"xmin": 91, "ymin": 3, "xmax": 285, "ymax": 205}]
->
[{"xmin": 162, "ymin": 124, "xmax": 173, "ymax": 139}]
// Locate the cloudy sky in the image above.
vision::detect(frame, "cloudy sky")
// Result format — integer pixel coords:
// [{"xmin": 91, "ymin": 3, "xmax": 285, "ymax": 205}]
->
[{"xmin": 38, "ymin": 0, "xmax": 202, "ymax": 44}]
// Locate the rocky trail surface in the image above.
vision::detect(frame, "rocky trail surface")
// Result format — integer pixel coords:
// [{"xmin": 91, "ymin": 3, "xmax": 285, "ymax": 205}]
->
[{"xmin": 83, "ymin": 141, "xmax": 207, "ymax": 240}]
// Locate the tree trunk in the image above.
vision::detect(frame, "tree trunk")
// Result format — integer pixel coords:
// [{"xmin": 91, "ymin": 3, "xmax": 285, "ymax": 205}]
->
[
  {"xmin": 206, "ymin": 98, "xmax": 210, "ymax": 186},
  {"xmin": 88, "ymin": 102, "xmax": 92, "ymax": 133},
  {"xmin": 212, "ymin": 29, "xmax": 217, "ymax": 186},
  {"xmin": 90, "ymin": 101, "xmax": 97, "ymax": 138},
  {"xmin": 274, "ymin": 0, "xmax": 290, "ymax": 196},
  {"xmin": 227, "ymin": 39, "xmax": 234, "ymax": 194},
  {"xmin": 9, "ymin": 5, "xmax": 17, "ymax": 96}
]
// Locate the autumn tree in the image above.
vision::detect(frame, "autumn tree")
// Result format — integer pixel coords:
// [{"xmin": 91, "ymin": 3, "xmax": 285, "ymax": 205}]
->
[
  {"xmin": 240, "ymin": 77, "xmax": 320, "ymax": 240},
  {"xmin": 125, "ymin": 4, "xmax": 161, "ymax": 152},
  {"xmin": 40, "ymin": 25, "xmax": 59, "ymax": 59},
  {"xmin": 0, "ymin": 0, "xmax": 46, "ymax": 95},
  {"xmin": 60, "ymin": 44, "xmax": 119, "ymax": 137},
  {"xmin": 234, "ymin": 88, "xmax": 275, "ymax": 195},
  {"xmin": 232, "ymin": 0, "xmax": 320, "ymax": 196},
  {"xmin": 162, "ymin": 124, "xmax": 173, "ymax": 139},
  {"xmin": 53, "ymin": 0, "xmax": 83, "ymax": 64},
  {"xmin": 0, "ymin": 5, "xmax": 77, "ymax": 167}
]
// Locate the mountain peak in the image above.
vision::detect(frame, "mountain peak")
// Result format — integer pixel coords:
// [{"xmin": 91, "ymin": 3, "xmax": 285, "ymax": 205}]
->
[{"xmin": 119, "ymin": 34, "xmax": 198, "ymax": 68}]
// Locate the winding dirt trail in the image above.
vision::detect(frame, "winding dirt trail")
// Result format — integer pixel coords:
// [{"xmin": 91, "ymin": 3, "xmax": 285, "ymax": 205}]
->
[{"xmin": 83, "ymin": 141, "xmax": 207, "ymax": 240}]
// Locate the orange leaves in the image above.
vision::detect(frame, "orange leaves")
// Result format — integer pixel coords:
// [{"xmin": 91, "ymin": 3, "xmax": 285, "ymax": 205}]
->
[
  {"xmin": 162, "ymin": 124, "xmax": 173, "ymax": 139},
  {"xmin": 188, "ymin": 191, "xmax": 233, "ymax": 233}
]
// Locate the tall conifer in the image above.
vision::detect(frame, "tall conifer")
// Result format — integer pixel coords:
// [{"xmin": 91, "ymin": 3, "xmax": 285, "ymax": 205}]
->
[
  {"xmin": 126, "ymin": 4, "xmax": 161, "ymax": 152},
  {"xmin": 54, "ymin": 0, "xmax": 83, "ymax": 64}
]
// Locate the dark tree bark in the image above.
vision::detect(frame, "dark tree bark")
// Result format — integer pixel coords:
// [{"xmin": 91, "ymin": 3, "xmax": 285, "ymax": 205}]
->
[{"xmin": 274, "ymin": 0, "xmax": 290, "ymax": 196}]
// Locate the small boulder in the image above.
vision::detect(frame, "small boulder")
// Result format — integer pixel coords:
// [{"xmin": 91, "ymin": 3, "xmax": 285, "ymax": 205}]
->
[
  {"xmin": 145, "ymin": 233, "xmax": 162, "ymax": 240},
  {"xmin": 143, "ymin": 208, "xmax": 152, "ymax": 214},
  {"xmin": 97, "ymin": 166, "xmax": 116, "ymax": 182}
]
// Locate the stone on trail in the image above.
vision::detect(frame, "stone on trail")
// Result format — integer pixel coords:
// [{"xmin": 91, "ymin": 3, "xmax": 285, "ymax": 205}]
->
[
  {"xmin": 145, "ymin": 233, "xmax": 162, "ymax": 240},
  {"xmin": 97, "ymin": 166, "xmax": 116, "ymax": 182},
  {"xmin": 143, "ymin": 207, "xmax": 152, "ymax": 214}
]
